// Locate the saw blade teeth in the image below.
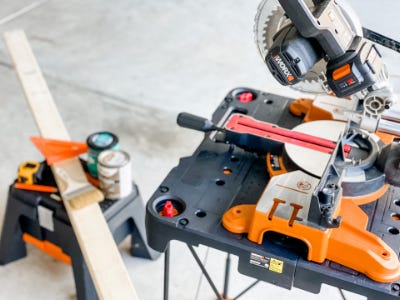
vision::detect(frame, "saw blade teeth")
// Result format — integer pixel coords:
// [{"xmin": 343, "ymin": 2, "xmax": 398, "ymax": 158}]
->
[{"xmin": 262, "ymin": 8, "xmax": 280, "ymax": 48}]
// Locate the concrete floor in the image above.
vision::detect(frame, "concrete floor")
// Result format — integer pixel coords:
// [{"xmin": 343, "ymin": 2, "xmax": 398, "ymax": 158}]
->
[{"xmin": 0, "ymin": 0, "xmax": 399, "ymax": 299}]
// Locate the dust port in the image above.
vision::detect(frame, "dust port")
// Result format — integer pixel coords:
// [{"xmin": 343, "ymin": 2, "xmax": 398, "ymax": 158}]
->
[
  {"xmin": 232, "ymin": 88, "xmax": 257, "ymax": 103},
  {"xmin": 388, "ymin": 227, "xmax": 400, "ymax": 235},
  {"xmin": 154, "ymin": 196, "xmax": 185, "ymax": 218},
  {"xmin": 395, "ymin": 199, "xmax": 400, "ymax": 207}
]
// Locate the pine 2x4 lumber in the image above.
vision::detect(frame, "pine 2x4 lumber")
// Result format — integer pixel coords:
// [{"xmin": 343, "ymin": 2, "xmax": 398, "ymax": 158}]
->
[{"xmin": 4, "ymin": 30, "xmax": 139, "ymax": 300}]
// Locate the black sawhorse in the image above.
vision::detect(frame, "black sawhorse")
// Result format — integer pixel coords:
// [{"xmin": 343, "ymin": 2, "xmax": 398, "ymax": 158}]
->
[{"xmin": 0, "ymin": 182, "xmax": 159, "ymax": 300}]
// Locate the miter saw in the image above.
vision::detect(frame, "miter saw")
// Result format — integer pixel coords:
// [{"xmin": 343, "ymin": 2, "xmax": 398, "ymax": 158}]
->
[
  {"xmin": 179, "ymin": 0, "xmax": 400, "ymax": 284},
  {"xmin": 144, "ymin": 1, "xmax": 400, "ymax": 297}
]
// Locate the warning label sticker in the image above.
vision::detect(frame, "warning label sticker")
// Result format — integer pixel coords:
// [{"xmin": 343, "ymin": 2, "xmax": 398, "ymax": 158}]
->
[
  {"xmin": 249, "ymin": 253, "xmax": 284, "ymax": 274},
  {"xmin": 269, "ymin": 258, "xmax": 284, "ymax": 273}
]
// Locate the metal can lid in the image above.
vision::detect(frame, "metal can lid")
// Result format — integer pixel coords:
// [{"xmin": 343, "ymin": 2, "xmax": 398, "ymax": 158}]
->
[
  {"xmin": 87, "ymin": 132, "xmax": 119, "ymax": 151},
  {"xmin": 98, "ymin": 150, "xmax": 130, "ymax": 168}
]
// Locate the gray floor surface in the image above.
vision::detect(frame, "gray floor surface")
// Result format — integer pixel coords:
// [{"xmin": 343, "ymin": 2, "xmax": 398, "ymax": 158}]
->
[{"xmin": 0, "ymin": 0, "xmax": 399, "ymax": 299}]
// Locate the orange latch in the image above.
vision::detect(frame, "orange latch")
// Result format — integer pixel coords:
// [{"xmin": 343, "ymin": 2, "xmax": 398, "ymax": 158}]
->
[
  {"xmin": 333, "ymin": 64, "xmax": 351, "ymax": 81},
  {"xmin": 23, "ymin": 233, "xmax": 71, "ymax": 265}
]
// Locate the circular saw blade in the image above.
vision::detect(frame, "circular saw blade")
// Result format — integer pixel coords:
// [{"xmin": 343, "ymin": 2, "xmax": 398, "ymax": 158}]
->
[{"xmin": 254, "ymin": 0, "xmax": 363, "ymax": 94}]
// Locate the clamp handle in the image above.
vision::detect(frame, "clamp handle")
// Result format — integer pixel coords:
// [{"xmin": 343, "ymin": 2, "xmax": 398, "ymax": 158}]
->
[{"xmin": 177, "ymin": 112, "xmax": 219, "ymax": 132}]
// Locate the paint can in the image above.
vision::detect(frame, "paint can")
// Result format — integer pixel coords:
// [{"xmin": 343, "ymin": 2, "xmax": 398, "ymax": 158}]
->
[
  {"xmin": 98, "ymin": 150, "xmax": 132, "ymax": 200},
  {"xmin": 86, "ymin": 132, "xmax": 119, "ymax": 178}
]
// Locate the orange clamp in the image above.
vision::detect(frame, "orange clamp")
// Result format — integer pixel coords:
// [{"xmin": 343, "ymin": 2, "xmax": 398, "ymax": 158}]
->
[{"xmin": 30, "ymin": 136, "xmax": 88, "ymax": 165}]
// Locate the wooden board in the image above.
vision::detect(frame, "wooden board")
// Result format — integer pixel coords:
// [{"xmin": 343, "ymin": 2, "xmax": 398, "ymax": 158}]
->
[{"xmin": 4, "ymin": 30, "xmax": 139, "ymax": 300}]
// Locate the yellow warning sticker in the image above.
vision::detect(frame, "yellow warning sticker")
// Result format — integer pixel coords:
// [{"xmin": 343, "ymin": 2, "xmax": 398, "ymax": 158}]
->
[{"xmin": 269, "ymin": 258, "xmax": 284, "ymax": 273}]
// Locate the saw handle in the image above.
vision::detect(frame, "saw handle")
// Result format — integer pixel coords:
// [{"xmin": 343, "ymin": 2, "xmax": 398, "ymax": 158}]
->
[{"xmin": 177, "ymin": 112, "xmax": 218, "ymax": 132}]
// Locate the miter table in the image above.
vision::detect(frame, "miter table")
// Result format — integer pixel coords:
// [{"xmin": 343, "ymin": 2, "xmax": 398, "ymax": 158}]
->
[{"xmin": 146, "ymin": 87, "xmax": 400, "ymax": 300}]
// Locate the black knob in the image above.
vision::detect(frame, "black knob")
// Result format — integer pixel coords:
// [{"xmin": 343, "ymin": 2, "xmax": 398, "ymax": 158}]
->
[{"xmin": 177, "ymin": 112, "xmax": 218, "ymax": 132}]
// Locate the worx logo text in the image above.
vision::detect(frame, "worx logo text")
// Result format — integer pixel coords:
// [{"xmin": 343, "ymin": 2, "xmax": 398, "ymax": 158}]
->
[{"xmin": 273, "ymin": 55, "xmax": 295, "ymax": 82}]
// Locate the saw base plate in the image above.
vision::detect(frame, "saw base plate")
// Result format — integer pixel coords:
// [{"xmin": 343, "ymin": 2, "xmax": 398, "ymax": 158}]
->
[{"xmin": 146, "ymin": 87, "xmax": 400, "ymax": 299}]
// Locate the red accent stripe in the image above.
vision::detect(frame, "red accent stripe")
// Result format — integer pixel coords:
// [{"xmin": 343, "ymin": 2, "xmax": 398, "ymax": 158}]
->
[{"xmin": 225, "ymin": 114, "xmax": 350, "ymax": 155}]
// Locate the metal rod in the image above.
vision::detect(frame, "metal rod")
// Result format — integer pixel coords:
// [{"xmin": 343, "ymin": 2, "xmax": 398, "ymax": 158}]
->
[
  {"xmin": 187, "ymin": 244, "xmax": 224, "ymax": 300},
  {"xmin": 222, "ymin": 254, "xmax": 231, "ymax": 298},
  {"xmin": 381, "ymin": 110, "xmax": 400, "ymax": 123},
  {"xmin": 378, "ymin": 118, "xmax": 400, "ymax": 136},
  {"xmin": 233, "ymin": 280, "xmax": 260, "ymax": 300},
  {"xmin": 194, "ymin": 248, "xmax": 210, "ymax": 300},
  {"xmin": 338, "ymin": 288, "xmax": 347, "ymax": 300},
  {"xmin": 164, "ymin": 244, "xmax": 170, "ymax": 300}
]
